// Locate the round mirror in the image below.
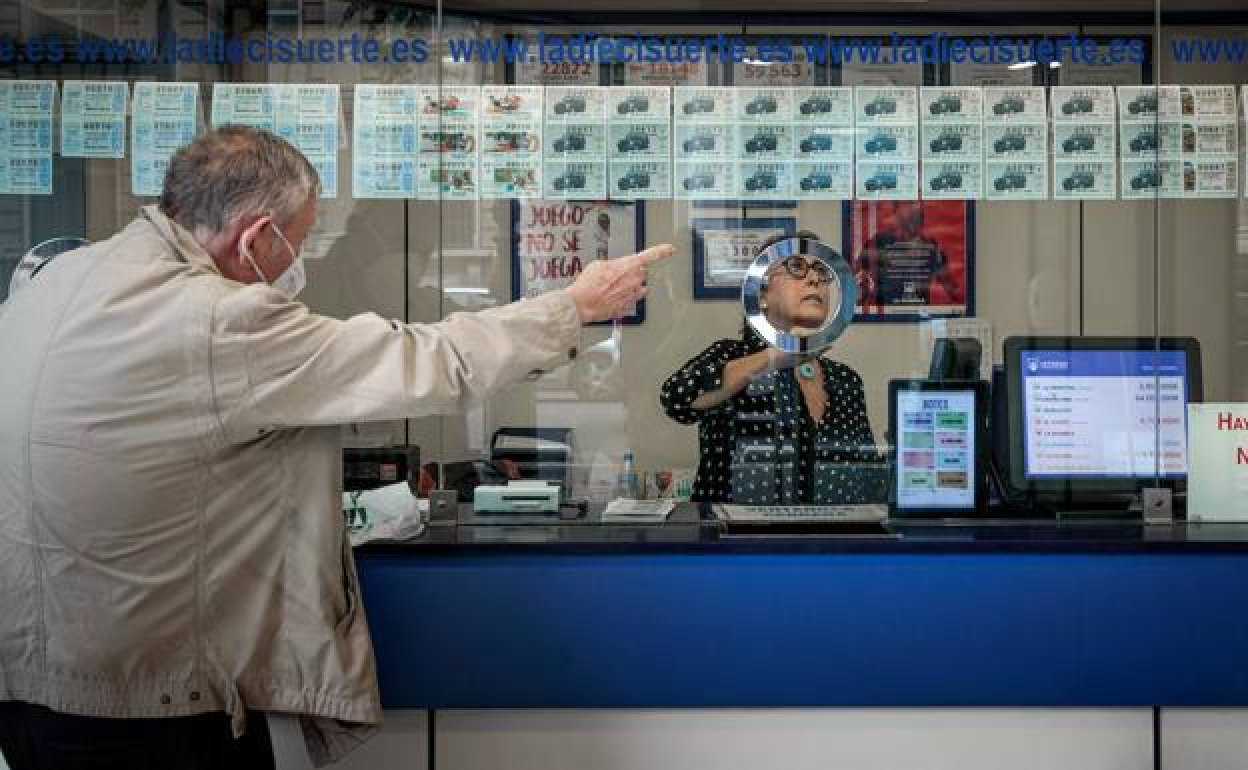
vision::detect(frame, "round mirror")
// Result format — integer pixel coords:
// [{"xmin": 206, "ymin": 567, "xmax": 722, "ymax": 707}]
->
[
  {"xmin": 741, "ymin": 236, "xmax": 856, "ymax": 354},
  {"xmin": 9, "ymin": 237, "xmax": 91, "ymax": 298}
]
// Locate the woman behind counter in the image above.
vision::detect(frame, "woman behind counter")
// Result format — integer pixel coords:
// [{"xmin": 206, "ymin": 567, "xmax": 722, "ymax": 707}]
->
[{"xmin": 660, "ymin": 233, "xmax": 880, "ymax": 504}]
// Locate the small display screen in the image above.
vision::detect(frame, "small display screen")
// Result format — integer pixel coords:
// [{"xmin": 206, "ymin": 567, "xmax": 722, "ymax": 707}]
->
[{"xmin": 893, "ymin": 389, "xmax": 978, "ymax": 510}]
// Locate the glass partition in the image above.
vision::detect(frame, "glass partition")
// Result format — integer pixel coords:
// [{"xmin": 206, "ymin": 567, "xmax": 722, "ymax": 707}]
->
[
  {"xmin": 1156, "ymin": 0, "xmax": 1247, "ymax": 520},
  {"xmin": 1, "ymin": 0, "xmax": 1243, "ymax": 521}
]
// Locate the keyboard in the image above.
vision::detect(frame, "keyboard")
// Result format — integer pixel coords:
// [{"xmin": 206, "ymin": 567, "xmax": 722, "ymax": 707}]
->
[{"xmin": 715, "ymin": 504, "xmax": 888, "ymax": 523}]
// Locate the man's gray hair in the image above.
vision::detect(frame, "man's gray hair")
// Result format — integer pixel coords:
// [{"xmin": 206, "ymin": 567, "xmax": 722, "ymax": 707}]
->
[{"xmin": 159, "ymin": 125, "xmax": 320, "ymax": 240}]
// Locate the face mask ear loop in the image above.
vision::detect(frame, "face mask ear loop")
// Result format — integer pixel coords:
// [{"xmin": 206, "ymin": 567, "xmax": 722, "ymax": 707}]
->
[
  {"xmin": 269, "ymin": 216, "xmax": 298, "ymax": 263},
  {"xmin": 240, "ymin": 240, "xmax": 267, "ymax": 284}
]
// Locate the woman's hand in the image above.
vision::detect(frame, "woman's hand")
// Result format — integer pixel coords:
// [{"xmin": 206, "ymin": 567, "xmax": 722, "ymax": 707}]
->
[
  {"xmin": 690, "ymin": 348, "xmax": 804, "ymax": 411},
  {"xmin": 766, "ymin": 349, "xmax": 807, "ymax": 371}
]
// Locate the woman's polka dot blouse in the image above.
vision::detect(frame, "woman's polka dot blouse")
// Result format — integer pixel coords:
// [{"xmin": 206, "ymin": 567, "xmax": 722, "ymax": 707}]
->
[{"xmin": 660, "ymin": 328, "xmax": 880, "ymax": 504}]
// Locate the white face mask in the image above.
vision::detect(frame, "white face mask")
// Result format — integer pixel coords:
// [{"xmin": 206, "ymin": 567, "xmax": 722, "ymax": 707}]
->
[{"xmin": 241, "ymin": 219, "xmax": 306, "ymax": 300}]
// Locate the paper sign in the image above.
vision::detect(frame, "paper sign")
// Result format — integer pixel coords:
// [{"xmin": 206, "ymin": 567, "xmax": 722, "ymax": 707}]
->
[
  {"xmin": 733, "ymin": 88, "xmax": 793, "ymax": 200},
  {"xmin": 482, "ymin": 85, "xmax": 543, "ymax": 199},
  {"xmin": 855, "ymin": 86, "xmax": 919, "ymax": 200},
  {"xmin": 1056, "ymin": 42, "xmax": 1144, "ymax": 87},
  {"xmin": 418, "ymin": 86, "xmax": 480, "ymax": 199},
  {"xmin": 513, "ymin": 200, "xmax": 642, "ymax": 321},
  {"xmin": 673, "ymin": 87, "xmax": 737, "ymax": 200},
  {"xmin": 921, "ymin": 87, "xmax": 984, "ymax": 199},
  {"xmin": 608, "ymin": 87, "xmax": 671, "ymax": 200},
  {"xmin": 731, "ymin": 43, "xmax": 818, "ymax": 86},
  {"xmin": 983, "ymin": 86, "xmax": 1047, "ymax": 200},
  {"xmin": 514, "ymin": 43, "xmax": 601, "ymax": 85},
  {"xmin": 212, "ymin": 84, "xmax": 340, "ymax": 198},
  {"xmin": 131, "ymin": 82, "xmax": 200, "ymax": 197},
  {"xmin": 61, "ymin": 81, "xmax": 128, "ymax": 159},
  {"xmin": 1187, "ymin": 404, "xmax": 1248, "ymax": 521},
  {"xmin": 1052, "ymin": 86, "xmax": 1117, "ymax": 200},
  {"xmin": 1177, "ymin": 86, "xmax": 1238, "ymax": 199},
  {"xmin": 0, "ymin": 80, "xmax": 56, "ymax": 195},
  {"xmin": 793, "ymin": 87, "xmax": 854, "ymax": 200},
  {"xmin": 544, "ymin": 86, "xmax": 608, "ymax": 199},
  {"xmin": 352, "ymin": 84, "xmax": 419, "ymax": 199}
]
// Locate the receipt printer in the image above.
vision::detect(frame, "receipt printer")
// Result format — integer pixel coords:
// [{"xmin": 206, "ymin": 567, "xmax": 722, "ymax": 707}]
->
[{"xmin": 473, "ymin": 480, "xmax": 560, "ymax": 515}]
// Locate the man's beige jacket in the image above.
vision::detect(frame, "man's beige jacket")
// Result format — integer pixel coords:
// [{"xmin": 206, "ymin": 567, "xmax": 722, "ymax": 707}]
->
[{"xmin": 0, "ymin": 207, "xmax": 581, "ymax": 764}]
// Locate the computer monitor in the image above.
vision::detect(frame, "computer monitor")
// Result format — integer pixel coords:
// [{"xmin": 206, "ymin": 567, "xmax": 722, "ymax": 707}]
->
[
  {"xmin": 929, "ymin": 337, "xmax": 983, "ymax": 381},
  {"xmin": 1003, "ymin": 336, "xmax": 1202, "ymax": 504}
]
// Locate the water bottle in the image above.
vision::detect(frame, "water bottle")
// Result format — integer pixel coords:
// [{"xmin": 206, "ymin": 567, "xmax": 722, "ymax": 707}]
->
[{"xmin": 618, "ymin": 450, "xmax": 639, "ymax": 499}]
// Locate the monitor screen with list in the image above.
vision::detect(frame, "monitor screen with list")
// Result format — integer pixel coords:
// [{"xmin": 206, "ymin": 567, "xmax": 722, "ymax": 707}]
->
[{"xmin": 1016, "ymin": 346, "xmax": 1193, "ymax": 481}]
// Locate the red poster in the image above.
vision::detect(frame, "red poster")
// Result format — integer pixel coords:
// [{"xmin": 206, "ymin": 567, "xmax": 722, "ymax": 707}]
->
[{"xmin": 845, "ymin": 200, "xmax": 974, "ymax": 320}]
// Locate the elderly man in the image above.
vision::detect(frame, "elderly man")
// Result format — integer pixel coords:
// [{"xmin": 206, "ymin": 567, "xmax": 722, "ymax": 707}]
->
[{"xmin": 0, "ymin": 125, "xmax": 671, "ymax": 770}]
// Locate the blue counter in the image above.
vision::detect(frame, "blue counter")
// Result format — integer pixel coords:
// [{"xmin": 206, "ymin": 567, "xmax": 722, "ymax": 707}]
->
[{"xmin": 356, "ymin": 515, "xmax": 1248, "ymax": 710}]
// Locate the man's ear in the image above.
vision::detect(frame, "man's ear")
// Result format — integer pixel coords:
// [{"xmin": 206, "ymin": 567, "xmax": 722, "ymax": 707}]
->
[{"xmin": 226, "ymin": 213, "xmax": 272, "ymax": 261}]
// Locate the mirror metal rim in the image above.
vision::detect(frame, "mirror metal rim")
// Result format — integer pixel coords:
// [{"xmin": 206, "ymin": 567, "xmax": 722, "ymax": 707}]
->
[{"xmin": 741, "ymin": 236, "xmax": 856, "ymax": 354}]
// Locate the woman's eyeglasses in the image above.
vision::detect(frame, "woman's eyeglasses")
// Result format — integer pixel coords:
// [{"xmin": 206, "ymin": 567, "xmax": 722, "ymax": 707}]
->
[{"xmin": 773, "ymin": 256, "xmax": 832, "ymax": 283}]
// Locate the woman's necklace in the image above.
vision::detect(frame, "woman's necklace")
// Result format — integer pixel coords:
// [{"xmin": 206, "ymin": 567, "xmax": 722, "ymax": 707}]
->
[{"xmin": 797, "ymin": 360, "xmax": 817, "ymax": 380}]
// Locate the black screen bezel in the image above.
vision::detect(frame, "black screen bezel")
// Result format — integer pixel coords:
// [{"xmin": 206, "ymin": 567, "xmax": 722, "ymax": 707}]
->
[
  {"xmin": 1003, "ymin": 336, "xmax": 1203, "ymax": 501},
  {"xmin": 888, "ymin": 378, "xmax": 990, "ymax": 517}
]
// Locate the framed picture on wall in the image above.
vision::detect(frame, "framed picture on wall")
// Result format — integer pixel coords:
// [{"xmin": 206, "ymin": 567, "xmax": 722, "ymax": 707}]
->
[
  {"xmin": 723, "ymin": 35, "xmax": 831, "ymax": 87},
  {"xmin": 841, "ymin": 200, "xmax": 975, "ymax": 322},
  {"xmin": 1049, "ymin": 34, "xmax": 1153, "ymax": 87},
  {"xmin": 605, "ymin": 35, "xmax": 721, "ymax": 86},
  {"xmin": 505, "ymin": 34, "xmax": 611, "ymax": 85},
  {"xmin": 946, "ymin": 35, "xmax": 1048, "ymax": 87},
  {"xmin": 835, "ymin": 38, "xmax": 932, "ymax": 87},
  {"xmin": 692, "ymin": 216, "xmax": 796, "ymax": 300},
  {"xmin": 511, "ymin": 199, "xmax": 646, "ymax": 324}
]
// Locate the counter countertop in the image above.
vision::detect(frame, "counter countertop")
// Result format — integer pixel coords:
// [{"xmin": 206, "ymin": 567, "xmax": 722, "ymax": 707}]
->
[{"xmin": 357, "ymin": 503, "xmax": 1248, "ymax": 555}]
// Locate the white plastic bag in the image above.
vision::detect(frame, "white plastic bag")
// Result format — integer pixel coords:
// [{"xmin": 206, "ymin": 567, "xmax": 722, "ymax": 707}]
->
[{"xmin": 343, "ymin": 482, "xmax": 427, "ymax": 545}]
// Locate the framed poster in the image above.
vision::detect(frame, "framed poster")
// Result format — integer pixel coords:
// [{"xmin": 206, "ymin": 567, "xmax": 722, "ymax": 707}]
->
[
  {"xmin": 1051, "ymin": 35, "xmax": 1152, "ymax": 87},
  {"xmin": 511, "ymin": 200, "xmax": 646, "ymax": 324},
  {"xmin": 692, "ymin": 216, "xmax": 796, "ymax": 300},
  {"xmin": 841, "ymin": 200, "xmax": 974, "ymax": 321},
  {"xmin": 725, "ymin": 36, "xmax": 830, "ymax": 87},
  {"xmin": 607, "ymin": 35, "xmax": 717, "ymax": 87},
  {"xmin": 836, "ymin": 39, "xmax": 927, "ymax": 88},
  {"xmin": 507, "ymin": 35, "xmax": 609, "ymax": 86},
  {"xmin": 944, "ymin": 35, "xmax": 1049, "ymax": 87},
  {"xmin": 948, "ymin": 59, "xmax": 1043, "ymax": 88}
]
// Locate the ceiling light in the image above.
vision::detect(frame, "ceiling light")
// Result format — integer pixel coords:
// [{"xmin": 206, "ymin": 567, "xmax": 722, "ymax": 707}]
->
[{"xmin": 1008, "ymin": 61, "xmax": 1036, "ymax": 70}]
